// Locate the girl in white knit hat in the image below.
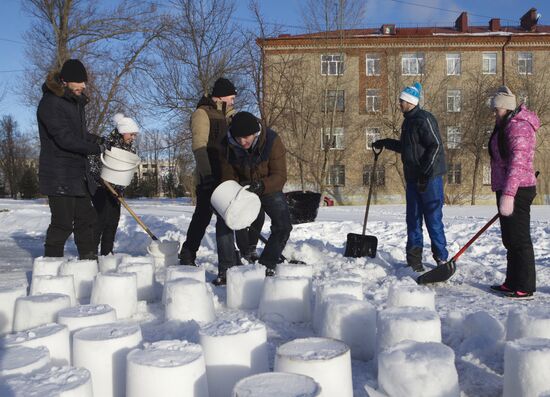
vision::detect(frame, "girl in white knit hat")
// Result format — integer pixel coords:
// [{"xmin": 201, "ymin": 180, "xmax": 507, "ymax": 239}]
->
[{"xmin": 88, "ymin": 113, "xmax": 139, "ymax": 255}]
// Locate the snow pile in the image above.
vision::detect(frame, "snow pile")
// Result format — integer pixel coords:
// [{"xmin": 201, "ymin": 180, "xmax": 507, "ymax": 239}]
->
[
  {"xmin": 506, "ymin": 306, "xmax": 550, "ymax": 341},
  {"xmin": 232, "ymin": 372, "xmax": 321, "ymax": 397},
  {"xmin": 90, "ymin": 272, "xmax": 138, "ymax": 319},
  {"xmin": 377, "ymin": 340, "xmax": 459, "ymax": 397},
  {"xmin": 387, "ymin": 282, "xmax": 435, "ymax": 310},
  {"xmin": 73, "ymin": 322, "xmax": 142, "ymax": 397},
  {"xmin": 13, "ymin": 293, "xmax": 71, "ymax": 332},
  {"xmin": 58, "ymin": 259, "xmax": 98, "ymax": 301},
  {"xmin": 200, "ymin": 316, "xmax": 268, "ymax": 397},
  {"xmin": 30, "ymin": 275, "xmax": 77, "ymax": 306},
  {"xmin": 227, "ymin": 264, "xmax": 265, "ymax": 310},
  {"xmin": 0, "ymin": 365, "xmax": 93, "ymax": 397},
  {"xmin": 0, "ymin": 345, "xmax": 50, "ymax": 376},
  {"xmin": 164, "ymin": 278, "xmax": 215, "ymax": 323},
  {"xmin": 274, "ymin": 337, "xmax": 353, "ymax": 397},
  {"xmin": 126, "ymin": 340, "xmax": 208, "ymax": 397},
  {"xmin": 259, "ymin": 276, "xmax": 312, "ymax": 323},
  {"xmin": 2, "ymin": 323, "xmax": 70, "ymax": 366},
  {"xmin": 0, "ymin": 284, "xmax": 27, "ymax": 335}
]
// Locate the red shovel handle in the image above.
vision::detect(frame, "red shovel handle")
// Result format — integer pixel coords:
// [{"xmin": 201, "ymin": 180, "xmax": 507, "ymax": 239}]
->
[{"xmin": 451, "ymin": 213, "xmax": 499, "ymax": 262}]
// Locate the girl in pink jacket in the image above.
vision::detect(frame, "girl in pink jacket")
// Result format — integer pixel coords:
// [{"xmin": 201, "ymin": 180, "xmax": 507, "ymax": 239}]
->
[{"xmin": 489, "ymin": 86, "xmax": 539, "ymax": 299}]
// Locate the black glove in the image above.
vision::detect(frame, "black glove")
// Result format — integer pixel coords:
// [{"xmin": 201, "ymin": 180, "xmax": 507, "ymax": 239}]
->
[
  {"xmin": 198, "ymin": 175, "xmax": 216, "ymax": 192},
  {"xmin": 247, "ymin": 180, "xmax": 265, "ymax": 196},
  {"xmin": 417, "ymin": 175, "xmax": 429, "ymax": 193},
  {"xmin": 373, "ymin": 138, "xmax": 392, "ymax": 149},
  {"xmin": 98, "ymin": 137, "xmax": 111, "ymax": 153}
]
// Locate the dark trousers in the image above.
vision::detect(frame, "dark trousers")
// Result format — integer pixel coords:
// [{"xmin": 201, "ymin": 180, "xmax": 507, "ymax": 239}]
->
[
  {"xmin": 91, "ymin": 186, "xmax": 121, "ymax": 256},
  {"xmin": 497, "ymin": 187, "xmax": 537, "ymax": 293},
  {"xmin": 405, "ymin": 176, "xmax": 448, "ymax": 261},
  {"xmin": 216, "ymin": 191, "xmax": 292, "ymax": 273},
  {"xmin": 181, "ymin": 185, "xmax": 254, "ymax": 261},
  {"xmin": 45, "ymin": 194, "xmax": 97, "ymax": 258}
]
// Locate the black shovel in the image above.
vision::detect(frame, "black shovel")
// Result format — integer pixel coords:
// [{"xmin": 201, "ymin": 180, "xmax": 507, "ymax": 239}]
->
[
  {"xmin": 416, "ymin": 214, "xmax": 499, "ymax": 284},
  {"xmin": 344, "ymin": 146, "xmax": 383, "ymax": 258}
]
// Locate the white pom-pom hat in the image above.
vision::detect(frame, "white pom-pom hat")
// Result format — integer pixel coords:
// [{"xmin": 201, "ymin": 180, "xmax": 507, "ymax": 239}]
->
[{"xmin": 113, "ymin": 113, "xmax": 140, "ymax": 134}]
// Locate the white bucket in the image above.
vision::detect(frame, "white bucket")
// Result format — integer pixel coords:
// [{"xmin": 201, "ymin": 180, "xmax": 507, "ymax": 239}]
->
[
  {"xmin": 100, "ymin": 147, "xmax": 140, "ymax": 187},
  {"xmin": 147, "ymin": 240, "xmax": 180, "ymax": 256},
  {"xmin": 210, "ymin": 180, "xmax": 261, "ymax": 230}
]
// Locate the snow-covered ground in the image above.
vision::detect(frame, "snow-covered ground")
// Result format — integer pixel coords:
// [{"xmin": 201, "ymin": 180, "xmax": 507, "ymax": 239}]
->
[{"xmin": 0, "ymin": 198, "xmax": 549, "ymax": 396}]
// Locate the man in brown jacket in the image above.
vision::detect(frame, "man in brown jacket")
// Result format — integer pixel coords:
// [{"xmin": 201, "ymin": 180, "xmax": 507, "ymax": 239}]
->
[
  {"xmin": 213, "ymin": 111, "xmax": 292, "ymax": 284},
  {"xmin": 179, "ymin": 78, "xmax": 236, "ymax": 266}
]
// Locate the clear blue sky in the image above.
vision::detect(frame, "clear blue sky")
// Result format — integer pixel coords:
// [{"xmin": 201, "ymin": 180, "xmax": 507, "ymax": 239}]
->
[{"xmin": 1, "ymin": 0, "xmax": 548, "ymax": 132}]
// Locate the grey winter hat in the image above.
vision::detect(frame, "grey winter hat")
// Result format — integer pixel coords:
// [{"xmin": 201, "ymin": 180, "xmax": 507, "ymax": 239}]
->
[{"xmin": 491, "ymin": 86, "xmax": 516, "ymax": 111}]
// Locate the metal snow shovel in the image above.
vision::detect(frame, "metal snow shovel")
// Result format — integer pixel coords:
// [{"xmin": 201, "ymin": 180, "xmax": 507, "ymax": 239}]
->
[
  {"xmin": 344, "ymin": 146, "xmax": 383, "ymax": 258},
  {"xmin": 250, "ymin": 226, "xmax": 306, "ymax": 265},
  {"xmin": 416, "ymin": 213, "xmax": 499, "ymax": 285},
  {"xmin": 102, "ymin": 180, "xmax": 159, "ymax": 241}
]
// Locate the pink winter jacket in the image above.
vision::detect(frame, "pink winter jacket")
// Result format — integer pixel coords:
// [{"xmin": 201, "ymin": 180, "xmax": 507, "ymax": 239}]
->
[{"xmin": 490, "ymin": 104, "xmax": 539, "ymax": 196}]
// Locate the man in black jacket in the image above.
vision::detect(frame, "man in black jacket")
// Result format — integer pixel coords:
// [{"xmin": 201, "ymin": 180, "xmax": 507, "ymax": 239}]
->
[
  {"xmin": 37, "ymin": 59, "xmax": 104, "ymax": 259},
  {"xmin": 373, "ymin": 82, "xmax": 448, "ymax": 271}
]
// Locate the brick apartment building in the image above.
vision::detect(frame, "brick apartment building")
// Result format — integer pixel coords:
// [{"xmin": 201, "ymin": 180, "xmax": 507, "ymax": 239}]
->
[{"xmin": 258, "ymin": 8, "xmax": 550, "ymax": 205}]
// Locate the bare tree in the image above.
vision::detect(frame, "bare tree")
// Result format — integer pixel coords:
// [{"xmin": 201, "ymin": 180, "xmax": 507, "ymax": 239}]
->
[
  {"xmin": 23, "ymin": 0, "xmax": 164, "ymax": 135},
  {"xmin": 0, "ymin": 116, "xmax": 32, "ymax": 198}
]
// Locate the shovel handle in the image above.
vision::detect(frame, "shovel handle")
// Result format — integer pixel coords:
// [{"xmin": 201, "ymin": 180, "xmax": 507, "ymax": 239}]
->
[
  {"xmin": 102, "ymin": 180, "xmax": 159, "ymax": 241},
  {"xmin": 451, "ymin": 213, "xmax": 499, "ymax": 262},
  {"xmin": 362, "ymin": 146, "xmax": 383, "ymax": 235}
]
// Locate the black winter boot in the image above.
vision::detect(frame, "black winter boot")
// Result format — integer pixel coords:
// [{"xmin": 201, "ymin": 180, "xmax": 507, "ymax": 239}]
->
[
  {"xmin": 406, "ymin": 246, "xmax": 424, "ymax": 272},
  {"xmin": 179, "ymin": 246, "xmax": 197, "ymax": 267},
  {"xmin": 211, "ymin": 272, "xmax": 227, "ymax": 286}
]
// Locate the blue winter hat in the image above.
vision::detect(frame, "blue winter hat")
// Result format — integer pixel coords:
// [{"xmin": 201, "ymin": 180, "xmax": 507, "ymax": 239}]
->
[{"xmin": 399, "ymin": 82, "xmax": 422, "ymax": 105}]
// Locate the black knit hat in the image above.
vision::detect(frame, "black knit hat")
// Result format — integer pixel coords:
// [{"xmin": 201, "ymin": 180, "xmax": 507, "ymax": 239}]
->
[
  {"xmin": 60, "ymin": 59, "xmax": 88, "ymax": 83},
  {"xmin": 211, "ymin": 77, "xmax": 236, "ymax": 97},
  {"xmin": 230, "ymin": 112, "xmax": 260, "ymax": 138}
]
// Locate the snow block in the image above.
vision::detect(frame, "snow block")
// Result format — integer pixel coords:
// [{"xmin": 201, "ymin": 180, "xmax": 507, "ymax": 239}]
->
[
  {"xmin": 259, "ymin": 276, "xmax": 312, "ymax": 323},
  {"xmin": 276, "ymin": 263, "xmax": 314, "ymax": 278},
  {"xmin": 13, "ymin": 293, "xmax": 71, "ymax": 332},
  {"xmin": 313, "ymin": 280, "xmax": 363, "ymax": 333},
  {"xmin": 227, "ymin": 264, "xmax": 265, "ymax": 310},
  {"xmin": 378, "ymin": 340, "xmax": 459, "ymax": 397},
  {"xmin": 58, "ymin": 259, "xmax": 98, "ymax": 301},
  {"xmin": 165, "ymin": 265, "xmax": 206, "ymax": 283},
  {"xmin": 98, "ymin": 253, "xmax": 128, "ymax": 273},
  {"xmin": 506, "ymin": 307, "xmax": 550, "ymax": 341},
  {"xmin": 377, "ymin": 307, "xmax": 441, "ymax": 353},
  {"xmin": 165, "ymin": 278, "xmax": 215, "ymax": 323},
  {"xmin": 90, "ymin": 272, "xmax": 138, "ymax": 319},
  {"xmin": 319, "ymin": 295, "xmax": 377, "ymax": 360},
  {"xmin": 0, "ymin": 284, "xmax": 27, "ymax": 335},
  {"xmin": 73, "ymin": 322, "xmax": 142, "ymax": 397},
  {"xmin": 0, "ymin": 366, "xmax": 93, "ymax": 397},
  {"xmin": 126, "ymin": 340, "xmax": 209, "ymax": 397},
  {"xmin": 30, "ymin": 275, "xmax": 77, "ymax": 306},
  {"xmin": 120, "ymin": 255, "xmax": 155, "ymax": 267},
  {"xmin": 32, "ymin": 256, "xmax": 66, "ymax": 277},
  {"xmin": 233, "ymin": 372, "xmax": 322, "ymax": 397},
  {"xmin": 118, "ymin": 262, "xmax": 155, "ymax": 302},
  {"xmin": 387, "ymin": 283, "xmax": 435, "ymax": 310},
  {"xmin": 56, "ymin": 304, "xmax": 117, "ymax": 333},
  {"xmin": 0, "ymin": 345, "xmax": 50, "ymax": 377},
  {"xmin": 503, "ymin": 337, "xmax": 550, "ymax": 397},
  {"xmin": 200, "ymin": 316, "xmax": 269, "ymax": 397},
  {"xmin": 274, "ymin": 337, "xmax": 353, "ymax": 397},
  {"xmin": 3, "ymin": 323, "xmax": 70, "ymax": 366}
]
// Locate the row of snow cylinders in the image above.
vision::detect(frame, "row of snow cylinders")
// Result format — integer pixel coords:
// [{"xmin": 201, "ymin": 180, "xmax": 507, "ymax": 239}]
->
[{"xmin": 502, "ymin": 306, "xmax": 550, "ymax": 396}]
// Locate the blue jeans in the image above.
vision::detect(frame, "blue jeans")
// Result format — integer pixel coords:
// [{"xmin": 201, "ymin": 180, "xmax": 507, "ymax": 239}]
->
[
  {"xmin": 216, "ymin": 191, "xmax": 293, "ymax": 273},
  {"xmin": 405, "ymin": 176, "xmax": 448, "ymax": 261}
]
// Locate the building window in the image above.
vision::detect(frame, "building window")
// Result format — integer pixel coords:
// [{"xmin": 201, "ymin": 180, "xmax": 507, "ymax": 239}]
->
[
  {"xmin": 482, "ymin": 53, "xmax": 497, "ymax": 74},
  {"xmin": 366, "ymin": 53, "xmax": 381, "ymax": 76},
  {"xmin": 482, "ymin": 164, "xmax": 491, "ymax": 185},
  {"xmin": 327, "ymin": 164, "xmax": 345, "ymax": 186},
  {"xmin": 366, "ymin": 89, "xmax": 381, "ymax": 112},
  {"xmin": 322, "ymin": 90, "xmax": 345, "ymax": 112},
  {"xmin": 518, "ymin": 52, "xmax": 533, "ymax": 75},
  {"xmin": 363, "ymin": 165, "xmax": 385, "ymax": 186},
  {"xmin": 447, "ymin": 126, "xmax": 461, "ymax": 149},
  {"xmin": 321, "ymin": 127, "xmax": 345, "ymax": 150},
  {"xmin": 321, "ymin": 54, "xmax": 344, "ymax": 76},
  {"xmin": 402, "ymin": 53, "xmax": 425, "ymax": 75},
  {"xmin": 447, "ymin": 163, "xmax": 462, "ymax": 185},
  {"xmin": 365, "ymin": 127, "xmax": 381, "ymax": 149},
  {"xmin": 446, "ymin": 53, "xmax": 461, "ymax": 75},
  {"xmin": 447, "ymin": 89, "xmax": 461, "ymax": 112}
]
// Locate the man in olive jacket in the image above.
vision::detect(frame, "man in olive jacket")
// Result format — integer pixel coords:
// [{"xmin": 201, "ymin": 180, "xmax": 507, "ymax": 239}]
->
[
  {"xmin": 214, "ymin": 111, "xmax": 292, "ymax": 284},
  {"xmin": 373, "ymin": 82, "xmax": 448, "ymax": 272},
  {"xmin": 37, "ymin": 59, "xmax": 104, "ymax": 259}
]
